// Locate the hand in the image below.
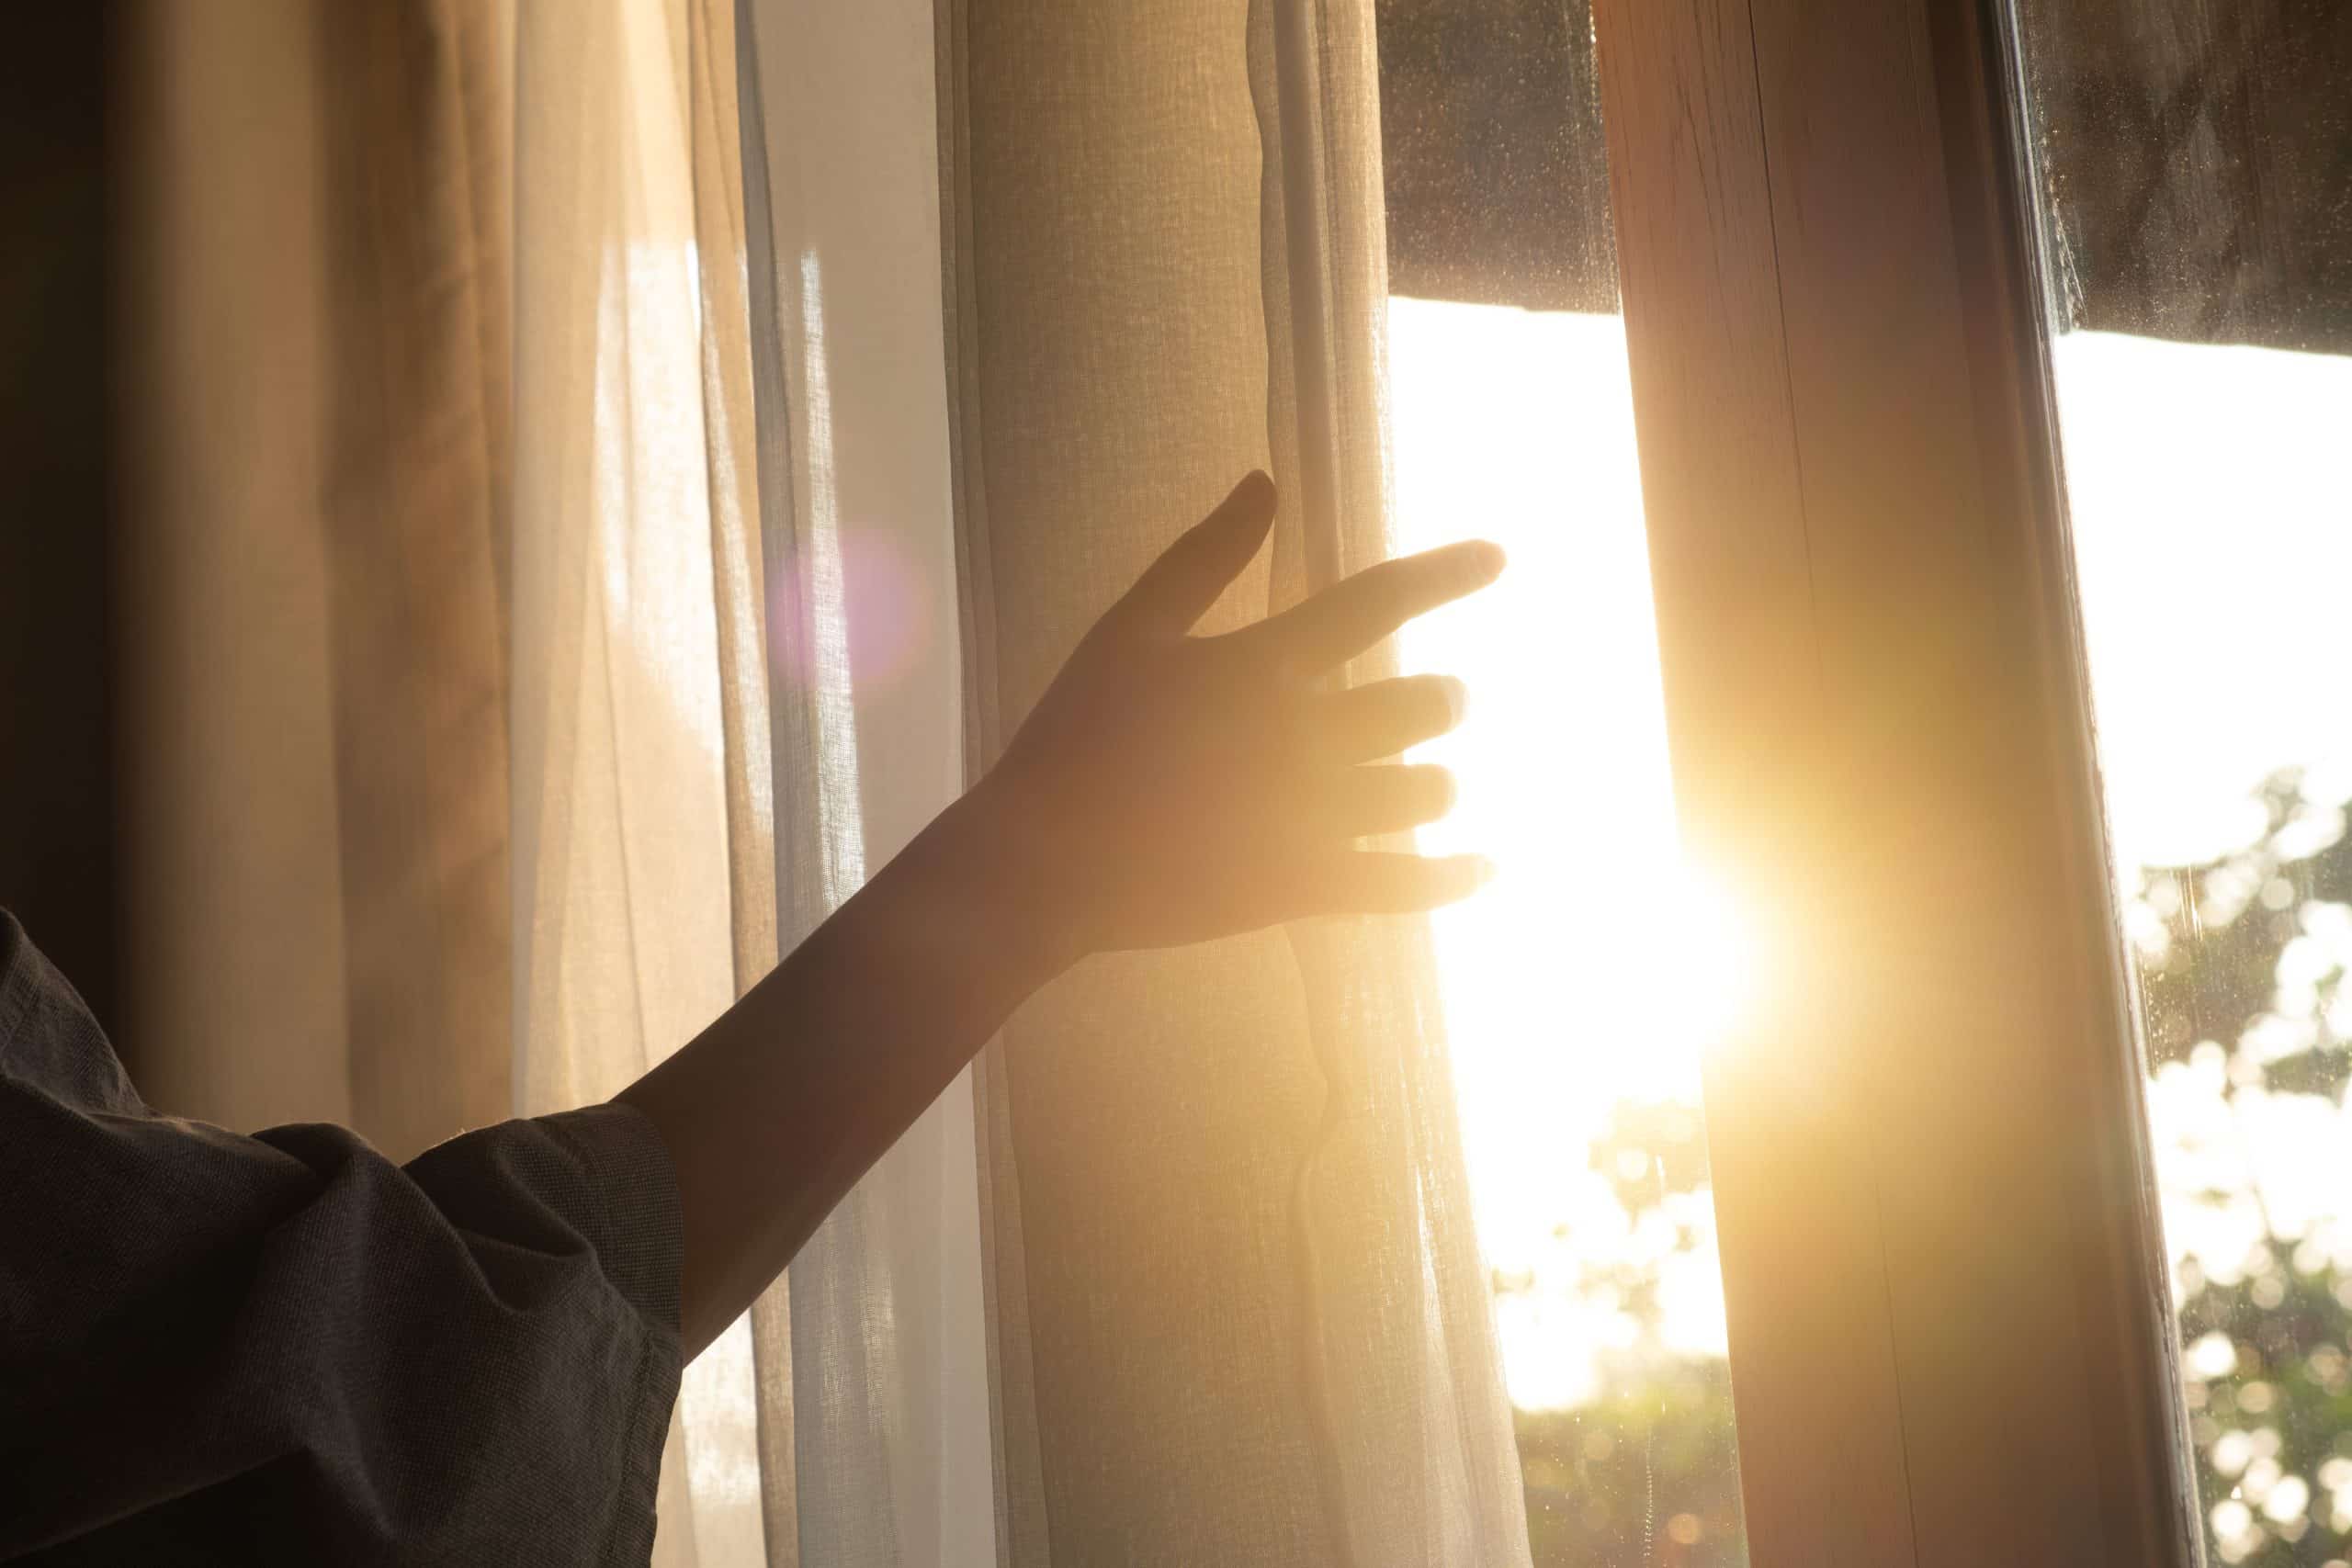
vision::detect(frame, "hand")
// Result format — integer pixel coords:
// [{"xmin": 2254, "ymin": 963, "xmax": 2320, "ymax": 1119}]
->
[
  {"xmin": 965, "ymin": 470, "xmax": 1502, "ymax": 970},
  {"xmin": 627, "ymin": 471, "xmax": 1501, "ymax": 1356}
]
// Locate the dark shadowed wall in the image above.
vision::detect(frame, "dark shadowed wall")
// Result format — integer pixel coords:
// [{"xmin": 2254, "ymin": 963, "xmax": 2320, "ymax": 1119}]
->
[{"xmin": 0, "ymin": 8, "xmax": 116, "ymax": 1030}]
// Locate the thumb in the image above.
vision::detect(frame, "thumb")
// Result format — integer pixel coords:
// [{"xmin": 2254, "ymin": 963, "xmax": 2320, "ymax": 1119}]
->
[{"xmin": 1109, "ymin": 471, "xmax": 1277, "ymax": 639}]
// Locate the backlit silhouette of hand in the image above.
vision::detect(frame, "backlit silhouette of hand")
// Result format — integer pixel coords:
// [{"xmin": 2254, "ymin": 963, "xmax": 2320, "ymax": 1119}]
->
[
  {"xmin": 968, "ymin": 470, "xmax": 1502, "ymax": 967},
  {"xmin": 627, "ymin": 471, "xmax": 1504, "ymax": 1355}
]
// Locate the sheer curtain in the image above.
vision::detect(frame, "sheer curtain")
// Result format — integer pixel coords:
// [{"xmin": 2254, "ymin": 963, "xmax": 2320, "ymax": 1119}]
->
[
  {"xmin": 130, "ymin": 0, "xmax": 782, "ymax": 1557},
  {"xmin": 734, "ymin": 0, "xmax": 991, "ymax": 1562},
  {"xmin": 125, "ymin": 0, "xmax": 1523, "ymax": 1561},
  {"xmin": 507, "ymin": 0, "xmax": 779, "ymax": 1560}
]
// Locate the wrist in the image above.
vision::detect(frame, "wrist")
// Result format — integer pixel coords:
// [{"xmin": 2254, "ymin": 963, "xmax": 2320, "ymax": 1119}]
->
[{"xmin": 887, "ymin": 777, "xmax": 1082, "ymax": 1010}]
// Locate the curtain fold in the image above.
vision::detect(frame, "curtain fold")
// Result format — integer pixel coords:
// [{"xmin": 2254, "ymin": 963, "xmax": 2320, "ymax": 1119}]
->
[
  {"xmin": 736, "ymin": 2, "xmax": 993, "ymax": 1562},
  {"xmin": 935, "ymin": 0, "xmax": 1529, "ymax": 1561},
  {"xmin": 311, "ymin": 0, "xmax": 516, "ymax": 1161},
  {"xmin": 121, "ymin": 0, "xmax": 515, "ymax": 1161},
  {"xmin": 124, "ymin": 0, "xmax": 347, "ymax": 1135},
  {"xmin": 508, "ymin": 0, "xmax": 775, "ymax": 1561}
]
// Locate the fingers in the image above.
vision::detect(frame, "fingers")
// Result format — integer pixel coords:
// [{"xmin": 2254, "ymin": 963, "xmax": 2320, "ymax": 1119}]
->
[
  {"xmin": 1109, "ymin": 471, "xmax": 1278, "ymax": 639},
  {"xmin": 1311, "ymin": 674, "xmax": 1466, "ymax": 764},
  {"xmin": 1244, "ymin": 538, "xmax": 1503, "ymax": 677},
  {"xmin": 1317, "ymin": 763, "xmax": 1456, "ymax": 839},
  {"xmin": 1298, "ymin": 852, "xmax": 1492, "ymax": 917}
]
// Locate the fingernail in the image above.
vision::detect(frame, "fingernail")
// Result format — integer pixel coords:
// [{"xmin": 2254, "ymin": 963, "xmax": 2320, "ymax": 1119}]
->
[
  {"xmin": 1469, "ymin": 541, "xmax": 1506, "ymax": 581},
  {"xmin": 1470, "ymin": 855, "xmax": 1498, "ymax": 887}
]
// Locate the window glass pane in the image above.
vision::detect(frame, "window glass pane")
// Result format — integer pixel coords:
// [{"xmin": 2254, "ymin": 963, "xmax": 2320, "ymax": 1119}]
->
[
  {"xmin": 1376, "ymin": 6, "xmax": 1748, "ymax": 1562},
  {"xmin": 2013, "ymin": 7, "xmax": 2352, "ymax": 1564}
]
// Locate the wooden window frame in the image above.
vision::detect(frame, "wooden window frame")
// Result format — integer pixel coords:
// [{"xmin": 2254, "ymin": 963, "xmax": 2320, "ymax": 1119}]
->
[{"xmin": 1589, "ymin": 1, "xmax": 2201, "ymax": 1562}]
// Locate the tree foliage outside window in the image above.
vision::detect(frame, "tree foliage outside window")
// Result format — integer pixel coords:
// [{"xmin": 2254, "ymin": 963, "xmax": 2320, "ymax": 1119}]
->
[{"xmin": 2132, "ymin": 770, "xmax": 2352, "ymax": 1566}]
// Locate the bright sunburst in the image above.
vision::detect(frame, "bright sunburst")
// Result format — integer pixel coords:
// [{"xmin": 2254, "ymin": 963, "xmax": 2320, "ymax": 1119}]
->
[{"xmin": 1386, "ymin": 296, "xmax": 1740, "ymax": 1408}]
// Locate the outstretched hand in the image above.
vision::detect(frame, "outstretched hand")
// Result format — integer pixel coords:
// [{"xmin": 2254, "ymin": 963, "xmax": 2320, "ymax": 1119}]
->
[
  {"xmin": 625, "ymin": 470, "xmax": 1505, "ymax": 1359},
  {"xmin": 965, "ymin": 469, "xmax": 1503, "ymax": 968}
]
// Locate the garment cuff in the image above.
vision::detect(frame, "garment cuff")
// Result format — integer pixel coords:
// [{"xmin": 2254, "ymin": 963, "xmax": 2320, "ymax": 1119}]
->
[{"xmin": 537, "ymin": 1100, "xmax": 685, "ymax": 1342}]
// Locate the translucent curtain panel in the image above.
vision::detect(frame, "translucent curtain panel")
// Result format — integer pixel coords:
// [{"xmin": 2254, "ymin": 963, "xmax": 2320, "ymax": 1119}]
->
[
  {"xmin": 936, "ymin": 0, "xmax": 1527, "ymax": 1559},
  {"xmin": 510, "ymin": 0, "xmax": 774, "ymax": 1559},
  {"xmin": 736, "ymin": 1, "xmax": 992, "ymax": 1562}
]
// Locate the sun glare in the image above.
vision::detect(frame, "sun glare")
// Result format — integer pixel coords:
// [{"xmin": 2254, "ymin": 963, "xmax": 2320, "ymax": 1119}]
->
[
  {"xmin": 1391, "ymin": 297, "xmax": 2352, "ymax": 1467},
  {"xmin": 1386, "ymin": 296, "xmax": 1742, "ymax": 1404}
]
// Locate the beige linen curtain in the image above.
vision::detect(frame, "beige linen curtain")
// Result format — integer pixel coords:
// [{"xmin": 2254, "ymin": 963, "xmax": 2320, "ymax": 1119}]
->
[
  {"xmin": 127, "ymin": 0, "xmax": 776, "ymax": 1559},
  {"xmin": 935, "ymin": 0, "xmax": 1528, "ymax": 1561},
  {"xmin": 508, "ymin": 0, "xmax": 780, "ymax": 1561},
  {"xmin": 122, "ymin": 0, "xmax": 514, "ymax": 1161},
  {"xmin": 124, "ymin": 0, "xmax": 1523, "ymax": 1561}
]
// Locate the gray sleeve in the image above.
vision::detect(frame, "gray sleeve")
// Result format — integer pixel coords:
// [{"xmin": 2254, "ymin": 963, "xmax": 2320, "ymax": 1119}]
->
[{"xmin": 0, "ymin": 933, "xmax": 686, "ymax": 1566}]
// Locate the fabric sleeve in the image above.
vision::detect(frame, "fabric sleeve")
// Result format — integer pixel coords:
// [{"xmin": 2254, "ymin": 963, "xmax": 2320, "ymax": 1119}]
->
[{"xmin": 0, "ymin": 927, "xmax": 685, "ymax": 1567}]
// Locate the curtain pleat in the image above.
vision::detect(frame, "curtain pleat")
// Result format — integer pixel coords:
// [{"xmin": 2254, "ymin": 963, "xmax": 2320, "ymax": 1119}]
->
[
  {"xmin": 124, "ymin": 0, "xmax": 351, "ymax": 1135},
  {"xmin": 928, "ymin": 7, "xmax": 1050, "ymax": 1559},
  {"xmin": 121, "ymin": 0, "xmax": 514, "ymax": 1163},
  {"xmin": 311, "ymin": 0, "xmax": 515, "ymax": 1162}
]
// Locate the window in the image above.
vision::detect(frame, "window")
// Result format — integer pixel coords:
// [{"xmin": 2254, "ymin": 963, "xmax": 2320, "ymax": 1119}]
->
[
  {"xmin": 1559, "ymin": 1, "xmax": 2223, "ymax": 1560},
  {"xmin": 2012, "ymin": 6, "xmax": 2352, "ymax": 1562}
]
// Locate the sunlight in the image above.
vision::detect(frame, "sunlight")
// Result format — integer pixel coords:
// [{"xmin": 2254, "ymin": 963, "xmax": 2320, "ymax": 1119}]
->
[
  {"xmin": 775, "ymin": 249, "xmax": 868, "ymax": 900},
  {"xmin": 2056, "ymin": 331, "xmax": 2352, "ymax": 871},
  {"xmin": 1385, "ymin": 296, "xmax": 1738, "ymax": 1406},
  {"xmin": 1388, "ymin": 298, "xmax": 2352, "ymax": 1441}
]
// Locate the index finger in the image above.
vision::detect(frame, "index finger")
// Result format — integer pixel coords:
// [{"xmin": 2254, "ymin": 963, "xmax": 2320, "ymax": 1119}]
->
[{"xmin": 1242, "ymin": 539, "xmax": 1505, "ymax": 677}]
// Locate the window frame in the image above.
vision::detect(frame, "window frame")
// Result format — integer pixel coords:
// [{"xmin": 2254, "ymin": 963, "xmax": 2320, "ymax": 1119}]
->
[{"xmin": 1589, "ymin": 0, "xmax": 2201, "ymax": 1561}]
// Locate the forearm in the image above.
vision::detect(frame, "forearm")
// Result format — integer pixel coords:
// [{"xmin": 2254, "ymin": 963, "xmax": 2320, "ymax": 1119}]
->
[{"xmin": 616, "ymin": 785, "xmax": 1060, "ymax": 1359}]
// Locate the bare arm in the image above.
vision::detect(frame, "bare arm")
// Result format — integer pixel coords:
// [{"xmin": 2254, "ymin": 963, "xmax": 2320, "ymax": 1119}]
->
[{"xmin": 617, "ymin": 472, "xmax": 1502, "ymax": 1359}]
